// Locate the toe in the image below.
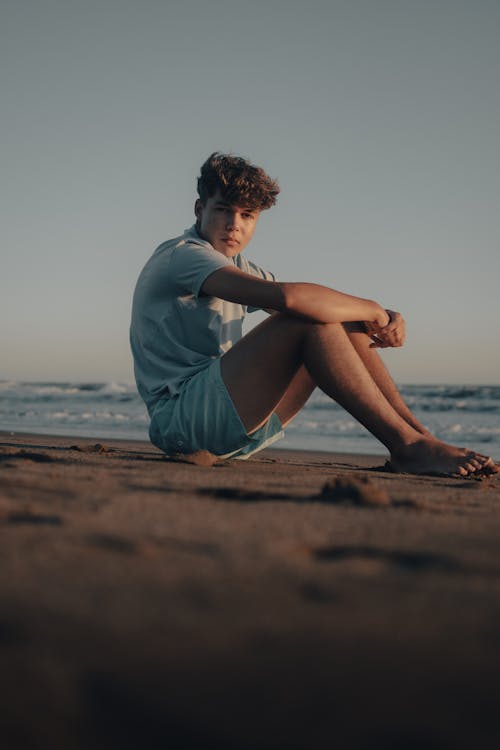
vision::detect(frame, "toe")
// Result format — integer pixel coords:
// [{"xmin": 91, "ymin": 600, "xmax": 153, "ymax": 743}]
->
[
  {"xmin": 484, "ymin": 461, "xmax": 500, "ymax": 475},
  {"xmin": 475, "ymin": 451, "xmax": 494, "ymax": 461},
  {"xmin": 469, "ymin": 454, "xmax": 496, "ymax": 473},
  {"xmin": 476, "ymin": 456, "xmax": 499, "ymax": 474},
  {"xmin": 469, "ymin": 458, "xmax": 483, "ymax": 471}
]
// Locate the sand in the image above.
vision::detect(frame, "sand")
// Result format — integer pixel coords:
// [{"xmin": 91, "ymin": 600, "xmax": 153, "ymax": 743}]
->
[{"xmin": 1, "ymin": 431, "xmax": 500, "ymax": 749}]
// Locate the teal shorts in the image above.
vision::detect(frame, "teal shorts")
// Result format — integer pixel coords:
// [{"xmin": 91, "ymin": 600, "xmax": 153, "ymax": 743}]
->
[{"xmin": 149, "ymin": 358, "xmax": 284, "ymax": 460}]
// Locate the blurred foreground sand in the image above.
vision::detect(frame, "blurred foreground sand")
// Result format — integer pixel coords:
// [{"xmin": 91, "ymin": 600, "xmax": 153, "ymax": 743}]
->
[{"xmin": 1, "ymin": 432, "xmax": 500, "ymax": 749}]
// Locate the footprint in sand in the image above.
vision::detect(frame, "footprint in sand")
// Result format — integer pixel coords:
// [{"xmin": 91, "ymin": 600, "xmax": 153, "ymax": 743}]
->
[
  {"xmin": 6, "ymin": 511, "xmax": 63, "ymax": 526},
  {"xmin": 0, "ymin": 449, "xmax": 59, "ymax": 464},
  {"xmin": 311, "ymin": 545, "xmax": 460, "ymax": 572},
  {"xmin": 318, "ymin": 475, "xmax": 391, "ymax": 507},
  {"xmin": 199, "ymin": 487, "xmax": 291, "ymax": 502},
  {"xmin": 199, "ymin": 475, "xmax": 401, "ymax": 507}
]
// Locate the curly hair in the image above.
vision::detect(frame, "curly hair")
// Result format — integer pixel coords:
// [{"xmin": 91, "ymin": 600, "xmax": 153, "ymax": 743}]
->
[{"xmin": 197, "ymin": 152, "xmax": 280, "ymax": 211}]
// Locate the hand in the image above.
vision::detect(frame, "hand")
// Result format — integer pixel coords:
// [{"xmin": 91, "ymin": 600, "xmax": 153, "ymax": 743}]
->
[{"xmin": 367, "ymin": 309, "xmax": 406, "ymax": 349}]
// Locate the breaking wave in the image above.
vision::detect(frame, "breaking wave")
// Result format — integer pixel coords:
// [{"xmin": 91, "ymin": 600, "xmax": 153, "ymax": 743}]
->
[{"xmin": 1, "ymin": 381, "xmax": 499, "ymax": 457}]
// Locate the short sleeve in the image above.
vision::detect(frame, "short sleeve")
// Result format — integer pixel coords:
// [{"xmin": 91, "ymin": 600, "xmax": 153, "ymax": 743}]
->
[
  {"xmin": 169, "ymin": 243, "xmax": 233, "ymax": 297},
  {"xmin": 235, "ymin": 255, "xmax": 276, "ymax": 312},
  {"xmin": 236, "ymin": 254, "xmax": 276, "ymax": 283}
]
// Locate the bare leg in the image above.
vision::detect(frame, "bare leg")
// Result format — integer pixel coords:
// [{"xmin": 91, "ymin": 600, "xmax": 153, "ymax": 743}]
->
[
  {"xmin": 260, "ymin": 322, "xmax": 429, "ymax": 435},
  {"xmin": 342, "ymin": 325, "xmax": 494, "ymax": 463},
  {"xmin": 343, "ymin": 322, "xmax": 432, "ymax": 437},
  {"xmin": 274, "ymin": 366, "xmax": 316, "ymax": 428},
  {"xmin": 221, "ymin": 314, "xmax": 497, "ymax": 476},
  {"xmin": 265, "ymin": 325, "xmax": 427, "ymax": 434}
]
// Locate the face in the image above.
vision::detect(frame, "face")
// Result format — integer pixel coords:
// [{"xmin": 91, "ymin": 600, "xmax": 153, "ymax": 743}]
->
[{"xmin": 194, "ymin": 190, "xmax": 260, "ymax": 257}]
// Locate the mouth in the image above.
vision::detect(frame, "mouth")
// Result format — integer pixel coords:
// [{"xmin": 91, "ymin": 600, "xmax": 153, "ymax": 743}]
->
[{"xmin": 222, "ymin": 237, "xmax": 240, "ymax": 246}]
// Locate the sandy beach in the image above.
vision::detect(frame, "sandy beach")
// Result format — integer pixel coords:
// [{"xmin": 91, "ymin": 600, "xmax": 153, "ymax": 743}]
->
[{"xmin": 1, "ymin": 431, "xmax": 500, "ymax": 748}]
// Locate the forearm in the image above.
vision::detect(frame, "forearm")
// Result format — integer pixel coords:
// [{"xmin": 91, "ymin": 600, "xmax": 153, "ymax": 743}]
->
[
  {"xmin": 201, "ymin": 269, "xmax": 389, "ymax": 327},
  {"xmin": 279, "ymin": 282, "xmax": 389, "ymax": 327}
]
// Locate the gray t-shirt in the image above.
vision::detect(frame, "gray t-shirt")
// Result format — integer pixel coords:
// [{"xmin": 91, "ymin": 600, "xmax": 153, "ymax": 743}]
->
[{"xmin": 130, "ymin": 225, "xmax": 275, "ymax": 414}]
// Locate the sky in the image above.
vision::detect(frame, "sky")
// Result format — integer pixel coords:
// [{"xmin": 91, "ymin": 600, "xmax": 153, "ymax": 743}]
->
[{"xmin": 2, "ymin": 0, "xmax": 499, "ymax": 385}]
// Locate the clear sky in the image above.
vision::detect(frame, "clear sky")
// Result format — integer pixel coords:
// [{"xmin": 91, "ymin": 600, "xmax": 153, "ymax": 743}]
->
[{"xmin": 2, "ymin": 0, "xmax": 499, "ymax": 384}]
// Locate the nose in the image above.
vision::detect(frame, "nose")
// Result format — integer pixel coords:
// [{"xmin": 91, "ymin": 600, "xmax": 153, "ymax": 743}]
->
[{"xmin": 225, "ymin": 212, "xmax": 239, "ymax": 231}]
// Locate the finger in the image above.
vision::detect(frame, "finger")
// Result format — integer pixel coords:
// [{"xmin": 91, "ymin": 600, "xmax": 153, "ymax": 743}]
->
[
  {"xmin": 378, "ymin": 332, "xmax": 397, "ymax": 344},
  {"xmin": 381, "ymin": 311, "xmax": 400, "ymax": 330}
]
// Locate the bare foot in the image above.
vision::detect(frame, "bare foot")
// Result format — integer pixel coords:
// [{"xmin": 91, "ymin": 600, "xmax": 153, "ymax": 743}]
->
[{"xmin": 389, "ymin": 438, "xmax": 499, "ymax": 478}]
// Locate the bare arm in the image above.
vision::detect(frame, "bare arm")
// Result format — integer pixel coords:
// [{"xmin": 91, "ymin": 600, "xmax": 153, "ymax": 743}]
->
[{"xmin": 201, "ymin": 266, "xmax": 390, "ymax": 328}]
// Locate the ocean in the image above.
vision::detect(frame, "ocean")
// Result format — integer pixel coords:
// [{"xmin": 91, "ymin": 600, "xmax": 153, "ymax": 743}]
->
[{"xmin": 1, "ymin": 381, "xmax": 499, "ymax": 459}]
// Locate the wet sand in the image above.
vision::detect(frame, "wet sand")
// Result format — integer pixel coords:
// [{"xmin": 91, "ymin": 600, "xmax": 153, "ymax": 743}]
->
[{"xmin": 1, "ymin": 431, "xmax": 500, "ymax": 749}]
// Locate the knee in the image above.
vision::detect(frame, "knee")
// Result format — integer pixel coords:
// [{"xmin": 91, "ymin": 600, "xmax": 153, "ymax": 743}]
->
[
  {"xmin": 342, "ymin": 321, "xmax": 373, "ymax": 348},
  {"xmin": 343, "ymin": 321, "xmax": 368, "ymax": 335},
  {"xmin": 272, "ymin": 314, "xmax": 349, "ymax": 342}
]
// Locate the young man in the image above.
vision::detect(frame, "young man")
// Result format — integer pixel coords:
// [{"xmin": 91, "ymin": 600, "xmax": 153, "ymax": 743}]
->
[{"xmin": 130, "ymin": 152, "xmax": 498, "ymax": 477}]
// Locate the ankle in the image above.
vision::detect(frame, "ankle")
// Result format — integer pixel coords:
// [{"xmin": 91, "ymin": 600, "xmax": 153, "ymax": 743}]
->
[{"xmin": 390, "ymin": 435, "xmax": 431, "ymax": 457}]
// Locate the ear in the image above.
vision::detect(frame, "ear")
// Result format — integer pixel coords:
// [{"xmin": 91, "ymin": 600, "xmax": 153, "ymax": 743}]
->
[{"xmin": 194, "ymin": 199, "xmax": 203, "ymax": 221}]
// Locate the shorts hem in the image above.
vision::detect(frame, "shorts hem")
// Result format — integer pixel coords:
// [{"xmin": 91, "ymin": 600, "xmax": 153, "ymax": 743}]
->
[{"xmin": 149, "ymin": 358, "xmax": 284, "ymax": 458}]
